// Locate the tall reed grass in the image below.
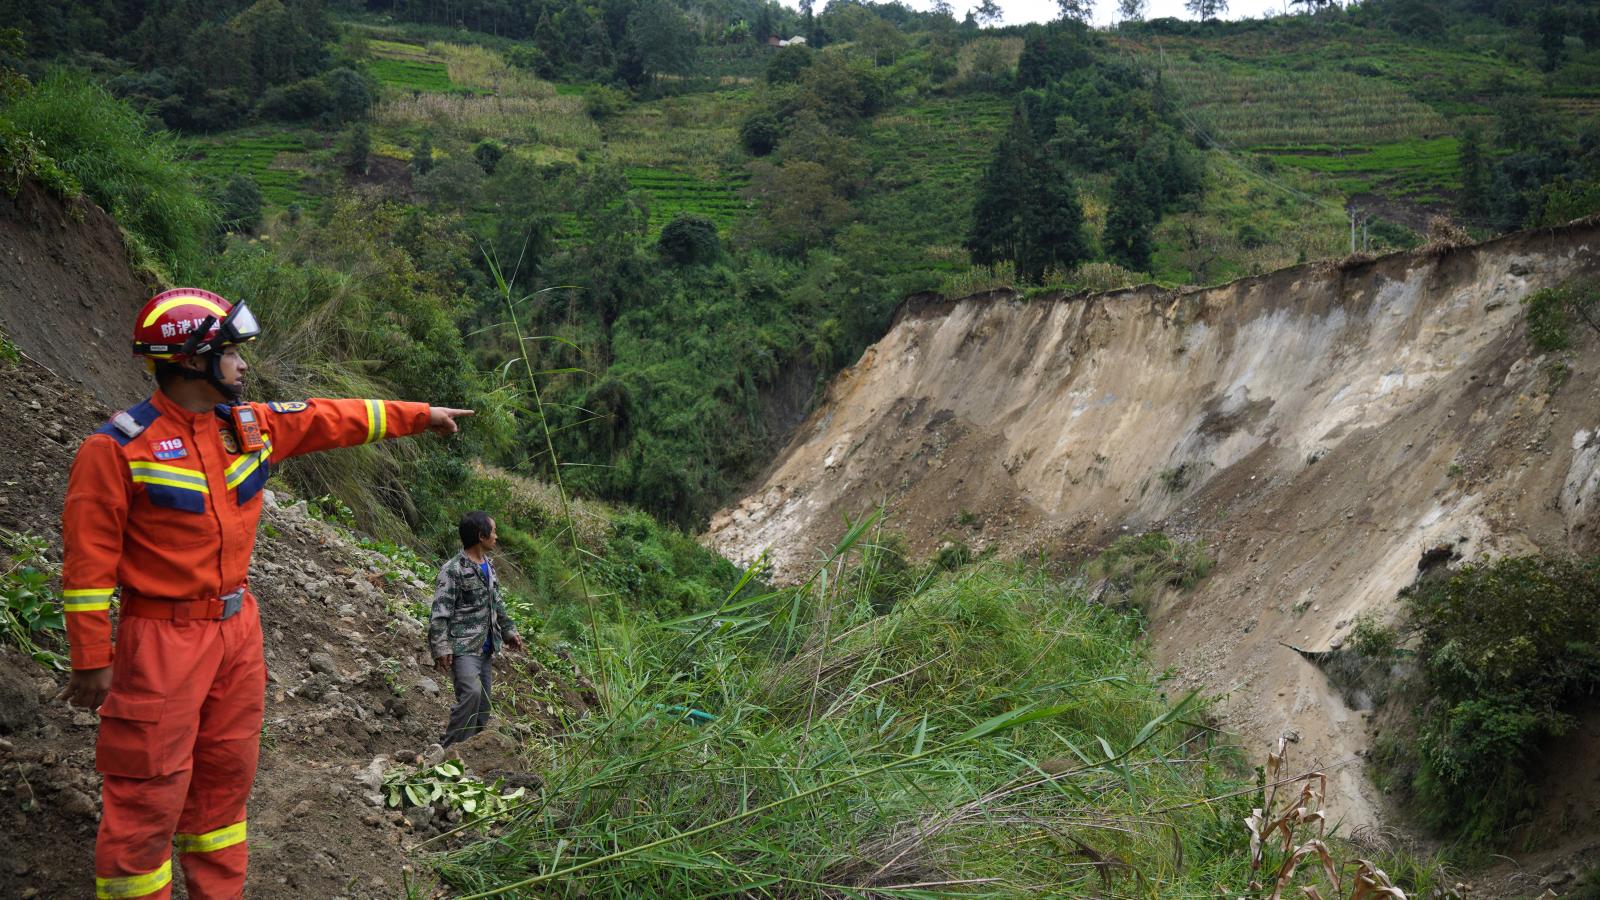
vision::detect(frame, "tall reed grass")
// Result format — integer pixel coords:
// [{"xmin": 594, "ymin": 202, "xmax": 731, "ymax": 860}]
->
[{"xmin": 409, "ymin": 524, "xmax": 1277, "ymax": 897}]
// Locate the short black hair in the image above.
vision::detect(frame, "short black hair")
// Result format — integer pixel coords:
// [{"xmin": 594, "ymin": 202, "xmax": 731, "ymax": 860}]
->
[{"xmin": 459, "ymin": 511, "xmax": 494, "ymax": 549}]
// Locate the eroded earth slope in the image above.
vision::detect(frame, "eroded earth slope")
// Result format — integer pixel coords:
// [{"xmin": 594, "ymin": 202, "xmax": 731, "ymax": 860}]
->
[{"xmin": 709, "ymin": 223, "xmax": 1600, "ymax": 829}]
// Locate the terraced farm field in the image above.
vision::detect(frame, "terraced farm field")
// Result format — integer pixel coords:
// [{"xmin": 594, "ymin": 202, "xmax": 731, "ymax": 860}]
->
[
  {"xmin": 366, "ymin": 38, "xmax": 467, "ymax": 94},
  {"xmin": 861, "ymin": 94, "xmax": 1011, "ymax": 252},
  {"xmin": 1264, "ymin": 136, "xmax": 1460, "ymax": 200},
  {"xmin": 186, "ymin": 132, "xmax": 321, "ymax": 208},
  {"xmin": 1154, "ymin": 50, "xmax": 1448, "ymax": 149},
  {"xmin": 626, "ymin": 167, "xmax": 749, "ymax": 236}
]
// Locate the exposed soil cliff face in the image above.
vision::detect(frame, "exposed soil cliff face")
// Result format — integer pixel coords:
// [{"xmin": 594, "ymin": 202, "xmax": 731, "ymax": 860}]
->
[
  {"xmin": 0, "ymin": 181, "xmax": 155, "ymax": 406},
  {"xmin": 709, "ymin": 223, "xmax": 1600, "ymax": 827}
]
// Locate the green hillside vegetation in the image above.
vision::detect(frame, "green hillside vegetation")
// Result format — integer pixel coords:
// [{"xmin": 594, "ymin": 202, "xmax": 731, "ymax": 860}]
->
[
  {"xmin": 425, "ymin": 534, "xmax": 1458, "ymax": 898},
  {"xmin": 6, "ymin": 0, "xmax": 1597, "ymax": 531}
]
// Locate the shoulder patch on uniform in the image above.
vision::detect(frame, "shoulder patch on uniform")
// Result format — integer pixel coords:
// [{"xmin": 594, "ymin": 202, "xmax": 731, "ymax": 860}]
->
[
  {"xmin": 267, "ymin": 401, "xmax": 308, "ymax": 413},
  {"xmin": 94, "ymin": 400, "xmax": 162, "ymax": 447}
]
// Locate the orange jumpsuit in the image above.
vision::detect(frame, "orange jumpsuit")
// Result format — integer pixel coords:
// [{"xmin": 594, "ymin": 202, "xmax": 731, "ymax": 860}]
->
[{"xmin": 62, "ymin": 390, "xmax": 431, "ymax": 899}]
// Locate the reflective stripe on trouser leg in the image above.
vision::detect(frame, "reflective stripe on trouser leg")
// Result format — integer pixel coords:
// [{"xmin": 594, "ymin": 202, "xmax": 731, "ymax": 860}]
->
[
  {"xmin": 95, "ymin": 859, "xmax": 172, "ymax": 898},
  {"xmin": 176, "ymin": 820, "xmax": 246, "ymax": 854},
  {"xmin": 97, "ymin": 770, "xmax": 192, "ymax": 900},
  {"xmin": 95, "ymin": 608, "xmax": 212, "ymax": 900},
  {"xmin": 175, "ymin": 592, "xmax": 265, "ymax": 900}
]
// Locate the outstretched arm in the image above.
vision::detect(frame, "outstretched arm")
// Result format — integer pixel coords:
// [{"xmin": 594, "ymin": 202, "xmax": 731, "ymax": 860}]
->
[{"xmin": 258, "ymin": 399, "xmax": 474, "ymax": 459}]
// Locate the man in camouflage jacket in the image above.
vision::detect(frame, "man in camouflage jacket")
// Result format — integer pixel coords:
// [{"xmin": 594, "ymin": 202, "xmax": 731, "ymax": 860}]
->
[{"xmin": 429, "ymin": 511, "xmax": 522, "ymax": 745}]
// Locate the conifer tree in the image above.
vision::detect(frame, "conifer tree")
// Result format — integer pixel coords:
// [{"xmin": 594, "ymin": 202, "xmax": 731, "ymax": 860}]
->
[
  {"xmin": 1458, "ymin": 125, "xmax": 1489, "ymax": 219},
  {"xmin": 1015, "ymin": 149, "xmax": 1089, "ymax": 281},
  {"xmin": 1104, "ymin": 165, "xmax": 1156, "ymax": 270},
  {"xmin": 966, "ymin": 109, "xmax": 1032, "ymax": 268}
]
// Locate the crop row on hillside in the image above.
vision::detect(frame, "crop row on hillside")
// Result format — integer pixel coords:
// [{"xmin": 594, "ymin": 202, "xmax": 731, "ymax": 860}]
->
[
  {"xmin": 374, "ymin": 93, "xmax": 598, "ymax": 146},
  {"xmin": 1152, "ymin": 49, "xmax": 1448, "ymax": 149},
  {"xmin": 627, "ymin": 166, "xmax": 749, "ymax": 235},
  {"xmin": 1264, "ymin": 136, "xmax": 1461, "ymax": 200},
  {"xmin": 860, "ymin": 94, "xmax": 1012, "ymax": 251},
  {"xmin": 185, "ymin": 132, "xmax": 321, "ymax": 208}
]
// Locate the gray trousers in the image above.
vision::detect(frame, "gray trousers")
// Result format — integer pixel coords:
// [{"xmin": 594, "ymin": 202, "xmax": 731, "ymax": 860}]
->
[{"xmin": 443, "ymin": 652, "xmax": 493, "ymax": 746}]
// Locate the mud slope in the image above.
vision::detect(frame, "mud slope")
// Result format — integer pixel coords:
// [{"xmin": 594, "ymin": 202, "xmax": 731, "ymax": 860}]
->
[
  {"xmin": 709, "ymin": 223, "xmax": 1600, "ymax": 827},
  {"xmin": 0, "ymin": 181, "xmax": 154, "ymax": 406}
]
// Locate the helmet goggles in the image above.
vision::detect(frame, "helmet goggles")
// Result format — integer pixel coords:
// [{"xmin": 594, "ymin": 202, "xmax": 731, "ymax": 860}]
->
[{"xmin": 179, "ymin": 302, "xmax": 261, "ymax": 358}]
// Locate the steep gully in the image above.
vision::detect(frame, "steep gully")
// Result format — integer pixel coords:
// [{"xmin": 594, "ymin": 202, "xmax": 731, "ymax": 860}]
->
[{"xmin": 708, "ymin": 222, "xmax": 1600, "ymax": 829}]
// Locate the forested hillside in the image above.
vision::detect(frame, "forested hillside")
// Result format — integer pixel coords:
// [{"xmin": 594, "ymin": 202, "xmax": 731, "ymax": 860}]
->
[{"xmin": 5, "ymin": 0, "xmax": 1596, "ymax": 530}]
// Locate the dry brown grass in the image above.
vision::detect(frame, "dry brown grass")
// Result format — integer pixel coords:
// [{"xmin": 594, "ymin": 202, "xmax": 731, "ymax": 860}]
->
[
  {"xmin": 1246, "ymin": 738, "xmax": 1414, "ymax": 900},
  {"xmin": 428, "ymin": 42, "xmax": 553, "ymax": 98},
  {"xmin": 469, "ymin": 461, "xmax": 610, "ymax": 549},
  {"xmin": 373, "ymin": 93, "xmax": 600, "ymax": 148}
]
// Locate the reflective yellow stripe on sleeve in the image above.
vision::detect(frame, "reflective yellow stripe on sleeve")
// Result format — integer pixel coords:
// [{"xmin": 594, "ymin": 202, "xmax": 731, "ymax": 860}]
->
[
  {"xmin": 95, "ymin": 859, "xmax": 171, "ymax": 898},
  {"xmin": 63, "ymin": 588, "xmax": 115, "ymax": 613},
  {"xmin": 363, "ymin": 399, "xmax": 386, "ymax": 444},
  {"xmin": 223, "ymin": 437, "xmax": 273, "ymax": 490},
  {"xmin": 175, "ymin": 819, "xmax": 246, "ymax": 854}
]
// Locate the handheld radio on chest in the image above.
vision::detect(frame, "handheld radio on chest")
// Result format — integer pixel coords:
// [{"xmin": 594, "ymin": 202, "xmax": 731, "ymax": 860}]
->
[{"xmin": 231, "ymin": 404, "xmax": 265, "ymax": 453}]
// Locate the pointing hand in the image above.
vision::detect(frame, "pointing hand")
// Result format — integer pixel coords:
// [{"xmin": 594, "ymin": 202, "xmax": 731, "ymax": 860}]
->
[{"xmin": 427, "ymin": 407, "xmax": 475, "ymax": 435}]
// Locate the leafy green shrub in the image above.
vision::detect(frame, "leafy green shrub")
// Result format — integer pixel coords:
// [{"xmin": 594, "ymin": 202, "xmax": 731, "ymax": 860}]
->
[
  {"xmin": 656, "ymin": 214, "xmax": 721, "ymax": 265},
  {"xmin": 1378, "ymin": 555, "xmax": 1600, "ymax": 846},
  {"xmin": 582, "ymin": 85, "xmax": 629, "ymax": 121},
  {"xmin": 765, "ymin": 44, "xmax": 813, "ymax": 85},
  {"xmin": 1368, "ymin": 218, "xmax": 1420, "ymax": 250},
  {"xmin": 255, "ymin": 77, "xmax": 334, "ymax": 122},
  {"xmin": 472, "ymin": 139, "xmax": 505, "ymax": 175},
  {"xmin": 739, "ymin": 108, "xmax": 781, "ymax": 156},
  {"xmin": 933, "ymin": 539, "xmax": 974, "ymax": 571},
  {"xmin": 1088, "ymin": 532, "xmax": 1213, "ymax": 613},
  {"xmin": 1525, "ymin": 281, "xmax": 1600, "ymax": 352},
  {"xmin": 216, "ymin": 175, "xmax": 263, "ymax": 235},
  {"xmin": 0, "ymin": 123, "xmax": 77, "ymax": 198},
  {"xmin": 0, "ymin": 71, "xmax": 216, "ymax": 278},
  {"xmin": 383, "ymin": 759, "xmax": 525, "ymax": 818},
  {"xmin": 1349, "ymin": 610, "xmax": 1398, "ymax": 658},
  {"xmin": 1, "ymin": 530, "xmax": 66, "ymax": 670}
]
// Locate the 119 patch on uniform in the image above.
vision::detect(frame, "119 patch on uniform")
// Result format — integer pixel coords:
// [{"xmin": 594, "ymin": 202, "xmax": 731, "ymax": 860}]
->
[
  {"xmin": 153, "ymin": 437, "xmax": 188, "ymax": 460},
  {"xmin": 267, "ymin": 401, "xmax": 308, "ymax": 413}
]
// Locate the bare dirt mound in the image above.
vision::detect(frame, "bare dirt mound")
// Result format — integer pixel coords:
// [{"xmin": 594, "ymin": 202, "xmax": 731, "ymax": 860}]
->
[
  {"xmin": 0, "ymin": 181, "xmax": 156, "ymax": 407},
  {"xmin": 707, "ymin": 223, "xmax": 1600, "ymax": 839}
]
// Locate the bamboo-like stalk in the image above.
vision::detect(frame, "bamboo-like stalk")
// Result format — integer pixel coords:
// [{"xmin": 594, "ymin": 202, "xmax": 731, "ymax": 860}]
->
[{"xmin": 484, "ymin": 251, "xmax": 610, "ymax": 707}]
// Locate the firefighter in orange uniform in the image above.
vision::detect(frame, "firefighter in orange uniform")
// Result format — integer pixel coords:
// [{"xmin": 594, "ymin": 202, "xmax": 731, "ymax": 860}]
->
[{"xmin": 57, "ymin": 288, "xmax": 474, "ymax": 899}]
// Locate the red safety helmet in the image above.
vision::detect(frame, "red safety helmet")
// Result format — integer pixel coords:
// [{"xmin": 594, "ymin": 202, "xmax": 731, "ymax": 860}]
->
[{"xmin": 131, "ymin": 288, "xmax": 260, "ymax": 365}]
